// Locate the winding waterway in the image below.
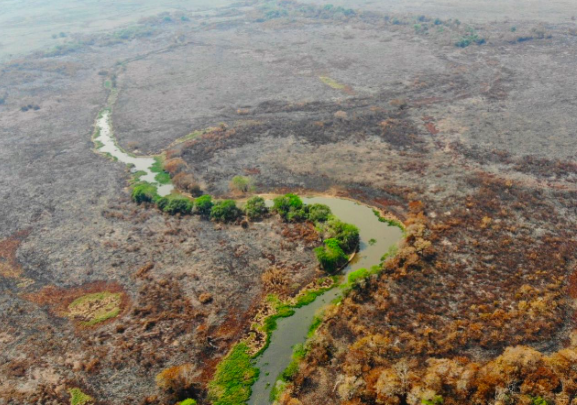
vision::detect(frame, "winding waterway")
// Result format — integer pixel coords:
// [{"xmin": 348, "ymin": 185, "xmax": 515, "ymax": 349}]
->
[
  {"xmin": 95, "ymin": 110, "xmax": 173, "ymax": 196},
  {"xmin": 93, "ymin": 106, "xmax": 402, "ymax": 405},
  {"xmin": 250, "ymin": 197, "xmax": 403, "ymax": 404}
]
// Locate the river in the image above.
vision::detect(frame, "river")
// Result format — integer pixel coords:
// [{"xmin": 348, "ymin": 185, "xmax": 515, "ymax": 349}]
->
[{"xmin": 250, "ymin": 196, "xmax": 403, "ymax": 404}]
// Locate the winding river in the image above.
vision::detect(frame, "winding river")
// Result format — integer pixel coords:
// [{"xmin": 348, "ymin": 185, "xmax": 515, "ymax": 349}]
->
[
  {"xmin": 93, "ymin": 106, "xmax": 403, "ymax": 405},
  {"xmin": 250, "ymin": 197, "xmax": 403, "ymax": 404},
  {"xmin": 94, "ymin": 110, "xmax": 173, "ymax": 196}
]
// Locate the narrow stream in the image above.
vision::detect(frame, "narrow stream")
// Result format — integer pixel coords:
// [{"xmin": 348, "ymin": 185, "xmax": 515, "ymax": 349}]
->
[
  {"xmin": 250, "ymin": 197, "xmax": 404, "ymax": 404},
  {"xmin": 95, "ymin": 110, "xmax": 174, "ymax": 196}
]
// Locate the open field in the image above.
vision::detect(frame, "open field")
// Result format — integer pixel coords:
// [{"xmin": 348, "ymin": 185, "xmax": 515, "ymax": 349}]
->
[{"xmin": 0, "ymin": 1, "xmax": 576, "ymax": 404}]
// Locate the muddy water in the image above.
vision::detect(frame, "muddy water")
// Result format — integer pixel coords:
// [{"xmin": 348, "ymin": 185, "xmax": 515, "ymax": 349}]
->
[
  {"xmin": 95, "ymin": 111, "xmax": 173, "ymax": 196},
  {"xmin": 250, "ymin": 197, "xmax": 403, "ymax": 404}
]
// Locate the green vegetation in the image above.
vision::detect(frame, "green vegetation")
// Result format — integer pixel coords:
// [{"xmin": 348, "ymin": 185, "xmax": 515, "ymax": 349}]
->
[
  {"xmin": 151, "ymin": 156, "xmax": 171, "ymax": 184},
  {"xmin": 132, "ymin": 183, "xmax": 159, "ymax": 204},
  {"xmin": 372, "ymin": 209, "xmax": 405, "ymax": 230},
  {"xmin": 342, "ymin": 265, "xmax": 381, "ymax": 292},
  {"xmin": 422, "ymin": 396, "xmax": 444, "ymax": 405},
  {"xmin": 208, "ymin": 343, "xmax": 259, "ymax": 405},
  {"xmin": 531, "ymin": 397, "xmax": 550, "ymax": 405},
  {"xmin": 319, "ymin": 76, "xmax": 345, "ymax": 90},
  {"xmin": 455, "ymin": 31, "xmax": 485, "ymax": 47},
  {"xmin": 272, "ymin": 193, "xmax": 305, "ymax": 221},
  {"xmin": 155, "ymin": 171, "xmax": 171, "ymax": 185},
  {"xmin": 307, "ymin": 313, "xmax": 324, "ymax": 338},
  {"xmin": 381, "ymin": 244, "xmax": 399, "ymax": 263},
  {"xmin": 68, "ymin": 292, "xmax": 122, "ymax": 326},
  {"xmin": 306, "ymin": 203, "xmax": 331, "ymax": 222},
  {"xmin": 270, "ymin": 343, "xmax": 307, "ymax": 401},
  {"xmin": 245, "ymin": 196, "xmax": 268, "ymax": 221},
  {"xmin": 369, "ymin": 238, "xmax": 377, "ymax": 245},
  {"xmin": 68, "ymin": 388, "xmax": 94, "ymax": 405},
  {"xmin": 110, "ymin": 25, "xmax": 155, "ymax": 41},
  {"xmin": 210, "ymin": 200, "xmax": 242, "ymax": 223},
  {"xmin": 230, "ymin": 175, "xmax": 254, "ymax": 193},
  {"xmin": 157, "ymin": 195, "xmax": 193, "ymax": 215},
  {"xmin": 194, "ymin": 195, "xmax": 214, "ymax": 217},
  {"xmin": 315, "ymin": 238, "xmax": 348, "ymax": 273},
  {"xmin": 325, "ymin": 217, "xmax": 359, "ymax": 252},
  {"xmin": 179, "ymin": 400, "xmax": 197, "ymax": 405}
]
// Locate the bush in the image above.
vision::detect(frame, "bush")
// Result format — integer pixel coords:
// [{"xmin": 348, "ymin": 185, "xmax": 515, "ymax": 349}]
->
[
  {"xmin": 230, "ymin": 175, "xmax": 254, "ymax": 194},
  {"xmin": 173, "ymin": 172, "xmax": 202, "ymax": 196},
  {"xmin": 245, "ymin": 196, "xmax": 268, "ymax": 221},
  {"xmin": 194, "ymin": 195, "xmax": 213, "ymax": 217},
  {"xmin": 314, "ymin": 238, "xmax": 348, "ymax": 273},
  {"xmin": 132, "ymin": 183, "xmax": 158, "ymax": 204},
  {"xmin": 272, "ymin": 194, "xmax": 304, "ymax": 221},
  {"xmin": 306, "ymin": 203, "xmax": 332, "ymax": 222},
  {"xmin": 156, "ymin": 363, "xmax": 199, "ymax": 398},
  {"xmin": 157, "ymin": 195, "xmax": 193, "ymax": 215},
  {"xmin": 210, "ymin": 200, "xmax": 242, "ymax": 223},
  {"xmin": 179, "ymin": 400, "xmax": 197, "ymax": 405},
  {"xmin": 326, "ymin": 218, "xmax": 360, "ymax": 253},
  {"xmin": 163, "ymin": 158, "xmax": 187, "ymax": 175}
]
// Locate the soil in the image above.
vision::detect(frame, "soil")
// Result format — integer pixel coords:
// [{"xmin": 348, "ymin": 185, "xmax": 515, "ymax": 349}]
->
[{"xmin": 0, "ymin": 1, "xmax": 576, "ymax": 404}]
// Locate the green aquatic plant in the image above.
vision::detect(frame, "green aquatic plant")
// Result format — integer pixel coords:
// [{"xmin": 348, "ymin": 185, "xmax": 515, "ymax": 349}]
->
[{"xmin": 208, "ymin": 343, "xmax": 259, "ymax": 405}]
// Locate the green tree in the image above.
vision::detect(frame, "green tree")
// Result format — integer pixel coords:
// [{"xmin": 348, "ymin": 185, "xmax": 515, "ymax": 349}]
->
[
  {"xmin": 157, "ymin": 195, "xmax": 193, "ymax": 215},
  {"xmin": 131, "ymin": 183, "xmax": 158, "ymax": 204},
  {"xmin": 272, "ymin": 194, "xmax": 304, "ymax": 221},
  {"xmin": 211, "ymin": 200, "xmax": 242, "ymax": 223},
  {"xmin": 326, "ymin": 218, "xmax": 359, "ymax": 253},
  {"xmin": 195, "ymin": 195, "xmax": 214, "ymax": 217},
  {"xmin": 306, "ymin": 203, "xmax": 332, "ymax": 222},
  {"xmin": 245, "ymin": 196, "xmax": 268, "ymax": 221},
  {"xmin": 230, "ymin": 175, "xmax": 254, "ymax": 194},
  {"xmin": 314, "ymin": 238, "xmax": 347, "ymax": 273}
]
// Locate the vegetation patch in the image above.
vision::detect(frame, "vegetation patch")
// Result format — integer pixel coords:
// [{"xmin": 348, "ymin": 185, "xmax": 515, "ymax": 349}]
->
[
  {"xmin": 67, "ymin": 291, "xmax": 122, "ymax": 326},
  {"xmin": 245, "ymin": 196, "xmax": 268, "ymax": 221},
  {"xmin": 132, "ymin": 182, "xmax": 159, "ymax": 204},
  {"xmin": 208, "ymin": 343, "xmax": 259, "ymax": 405},
  {"xmin": 211, "ymin": 200, "xmax": 242, "ymax": 223},
  {"xmin": 68, "ymin": 388, "xmax": 94, "ymax": 405},
  {"xmin": 319, "ymin": 75, "xmax": 346, "ymax": 90},
  {"xmin": 157, "ymin": 194, "xmax": 194, "ymax": 215}
]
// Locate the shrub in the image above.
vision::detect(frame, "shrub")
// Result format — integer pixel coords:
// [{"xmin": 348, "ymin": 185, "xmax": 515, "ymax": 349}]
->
[
  {"xmin": 306, "ymin": 203, "xmax": 332, "ymax": 222},
  {"xmin": 315, "ymin": 238, "xmax": 348, "ymax": 273},
  {"xmin": 173, "ymin": 172, "xmax": 202, "ymax": 196},
  {"xmin": 210, "ymin": 200, "xmax": 242, "ymax": 223},
  {"xmin": 272, "ymin": 194, "xmax": 304, "ymax": 221},
  {"xmin": 156, "ymin": 363, "xmax": 199, "ymax": 398},
  {"xmin": 326, "ymin": 218, "xmax": 360, "ymax": 253},
  {"xmin": 245, "ymin": 196, "xmax": 268, "ymax": 221},
  {"xmin": 230, "ymin": 175, "xmax": 254, "ymax": 194},
  {"xmin": 179, "ymin": 400, "xmax": 197, "ymax": 405},
  {"xmin": 194, "ymin": 195, "xmax": 213, "ymax": 217},
  {"xmin": 132, "ymin": 183, "xmax": 158, "ymax": 204},
  {"xmin": 157, "ymin": 195, "xmax": 193, "ymax": 215},
  {"xmin": 163, "ymin": 158, "xmax": 187, "ymax": 175}
]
